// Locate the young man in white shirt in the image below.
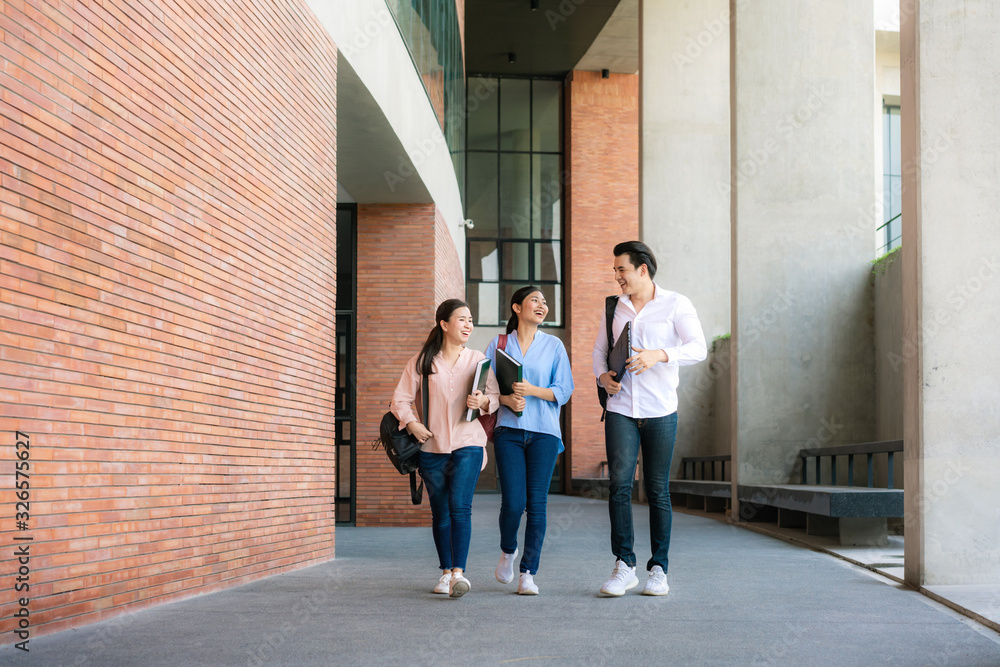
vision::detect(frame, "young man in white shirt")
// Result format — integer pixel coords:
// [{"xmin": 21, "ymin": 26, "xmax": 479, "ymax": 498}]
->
[{"xmin": 593, "ymin": 240, "xmax": 708, "ymax": 596}]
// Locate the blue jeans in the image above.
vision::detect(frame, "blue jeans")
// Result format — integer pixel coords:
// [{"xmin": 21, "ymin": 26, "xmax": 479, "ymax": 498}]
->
[
  {"xmin": 493, "ymin": 427, "xmax": 561, "ymax": 575},
  {"xmin": 605, "ymin": 411, "xmax": 678, "ymax": 572},
  {"xmin": 419, "ymin": 446, "xmax": 483, "ymax": 571}
]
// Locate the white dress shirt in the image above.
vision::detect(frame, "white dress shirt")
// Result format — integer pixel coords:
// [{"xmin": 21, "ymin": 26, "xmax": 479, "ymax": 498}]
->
[{"xmin": 592, "ymin": 284, "xmax": 708, "ymax": 419}]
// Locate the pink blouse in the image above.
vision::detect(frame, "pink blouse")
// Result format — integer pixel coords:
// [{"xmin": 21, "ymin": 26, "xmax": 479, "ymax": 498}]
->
[{"xmin": 391, "ymin": 347, "xmax": 500, "ymax": 455}]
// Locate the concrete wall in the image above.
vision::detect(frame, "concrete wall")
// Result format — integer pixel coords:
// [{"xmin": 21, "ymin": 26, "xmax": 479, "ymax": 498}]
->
[
  {"xmin": 640, "ymin": 0, "xmax": 731, "ymax": 475},
  {"xmin": 874, "ymin": 252, "xmax": 904, "ymax": 442},
  {"xmin": 731, "ymin": 1, "xmax": 877, "ymax": 489},
  {"xmin": 901, "ymin": 1, "xmax": 1000, "ymax": 586}
]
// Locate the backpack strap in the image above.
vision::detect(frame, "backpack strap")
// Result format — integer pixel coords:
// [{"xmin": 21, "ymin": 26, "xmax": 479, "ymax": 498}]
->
[
  {"xmin": 601, "ymin": 295, "xmax": 618, "ymax": 422},
  {"xmin": 410, "ymin": 373, "xmax": 429, "ymax": 505}
]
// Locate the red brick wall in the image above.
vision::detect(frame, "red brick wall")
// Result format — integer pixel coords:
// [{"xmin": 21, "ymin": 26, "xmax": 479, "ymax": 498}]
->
[
  {"xmin": 435, "ymin": 207, "xmax": 466, "ymax": 305},
  {"xmin": 565, "ymin": 70, "xmax": 639, "ymax": 478},
  {"xmin": 0, "ymin": 0, "xmax": 338, "ymax": 637},
  {"xmin": 355, "ymin": 204, "xmax": 435, "ymax": 526}
]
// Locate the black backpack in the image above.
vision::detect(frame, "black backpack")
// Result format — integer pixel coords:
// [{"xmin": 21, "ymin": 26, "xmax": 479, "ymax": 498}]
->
[
  {"xmin": 597, "ymin": 295, "xmax": 618, "ymax": 421},
  {"xmin": 373, "ymin": 374, "xmax": 428, "ymax": 505}
]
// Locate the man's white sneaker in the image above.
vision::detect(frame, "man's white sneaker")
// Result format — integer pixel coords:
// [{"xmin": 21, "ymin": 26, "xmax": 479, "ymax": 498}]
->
[
  {"xmin": 517, "ymin": 572, "xmax": 539, "ymax": 595},
  {"xmin": 599, "ymin": 559, "xmax": 638, "ymax": 596},
  {"xmin": 433, "ymin": 571, "xmax": 452, "ymax": 594},
  {"xmin": 449, "ymin": 572, "xmax": 471, "ymax": 598},
  {"xmin": 495, "ymin": 549, "xmax": 518, "ymax": 584},
  {"xmin": 641, "ymin": 565, "xmax": 669, "ymax": 596}
]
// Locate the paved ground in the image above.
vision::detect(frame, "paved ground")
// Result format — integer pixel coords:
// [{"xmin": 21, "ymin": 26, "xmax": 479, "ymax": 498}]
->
[{"xmin": 4, "ymin": 494, "xmax": 1000, "ymax": 666}]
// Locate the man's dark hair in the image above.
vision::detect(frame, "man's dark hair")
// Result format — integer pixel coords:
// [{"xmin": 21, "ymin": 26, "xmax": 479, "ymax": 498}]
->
[{"xmin": 613, "ymin": 240, "xmax": 657, "ymax": 280}]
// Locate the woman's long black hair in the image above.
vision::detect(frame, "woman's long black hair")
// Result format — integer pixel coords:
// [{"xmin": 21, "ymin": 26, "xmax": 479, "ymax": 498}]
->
[
  {"xmin": 416, "ymin": 298, "xmax": 470, "ymax": 377},
  {"xmin": 505, "ymin": 285, "xmax": 543, "ymax": 334}
]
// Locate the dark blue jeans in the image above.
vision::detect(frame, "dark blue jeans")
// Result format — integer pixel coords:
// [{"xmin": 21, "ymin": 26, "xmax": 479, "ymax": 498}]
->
[
  {"xmin": 605, "ymin": 411, "xmax": 678, "ymax": 572},
  {"xmin": 419, "ymin": 446, "xmax": 483, "ymax": 571},
  {"xmin": 493, "ymin": 427, "xmax": 561, "ymax": 575}
]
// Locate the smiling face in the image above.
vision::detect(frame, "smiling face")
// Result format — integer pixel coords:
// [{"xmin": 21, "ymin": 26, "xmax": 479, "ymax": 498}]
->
[
  {"xmin": 613, "ymin": 253, "xmax": 649, "ymax": 295},
  {"xmin": 440, "ymin": 306, "xmax": 474, "ymax": 346},
  {"xmin": 513, "ymin": 290, "xmax": 548, "ymax": 326}
]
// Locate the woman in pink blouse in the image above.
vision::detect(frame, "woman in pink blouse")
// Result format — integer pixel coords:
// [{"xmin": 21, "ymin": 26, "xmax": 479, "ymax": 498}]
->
[{"xmin": 391, "ymin": 299, "xmax": 500, "ymax": 598}]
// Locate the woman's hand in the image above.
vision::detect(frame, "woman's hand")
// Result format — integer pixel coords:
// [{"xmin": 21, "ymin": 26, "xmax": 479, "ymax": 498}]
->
[
  {"xmin": 406, "ymin": 421, "xmax": 433, "ymax": 444},
  {"xmin": 467, "ymin": 390, "xmax": 489, "ymax": 411},
  {"xmin": 500, "ymin": 393, "xmax": 526, "ymax": 413}
]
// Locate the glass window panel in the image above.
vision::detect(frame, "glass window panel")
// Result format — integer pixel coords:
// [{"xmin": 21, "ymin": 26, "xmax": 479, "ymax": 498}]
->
[
  {"xmin": 500, "ymin": 79, "xmax": 531, "ymax": 151},
  {"xmin": 467, "ymin": 77, "xmax": 498, "ymax": 150},
  {"xmin": 467, "ymin": 153, "xmax": 498, "ymax": 236},
  {"xmin": 502, "ymin": 242, "xmax": 530, "ymax": 281},
  {"xmin": 500, "ymin": 154, "xmax": 531, "ymax": 238},
  {"xmin": 533, "ymin": 154, "xmax": 562, "ymax": 239},
  {"xmin": 532, "ymin": 80, "xmax": 561, "ymax": 152},
  {"xmin": 469, "ymin": 282, "xmax": 500, "ymax": 325},
  {"xmin": 888, "ymin": 108, "xmax": 901, "ymax": 175},
  {"xmin": 889, "ymin": 175, "xmax": 902, "ymax": 221},
  {"xmin": 468, "ymin": 241, "xmax": 498, "ymax": 281},
  {"xmin": 534, "ymin": 242, "xmax": 561, "ymax": 282}
]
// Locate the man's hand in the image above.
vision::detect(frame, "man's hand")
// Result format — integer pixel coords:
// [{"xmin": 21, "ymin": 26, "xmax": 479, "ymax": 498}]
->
[
  {"xmin": 599, "ymin": 370, "xmax": 622, "ymax": 396},
  {"xmin": 627, "ymin": 347, "xmax": 668, "ymax": 375},
  {"xmin": 406, "ymin": 421, "xmax": 433, "ymax": 443}
]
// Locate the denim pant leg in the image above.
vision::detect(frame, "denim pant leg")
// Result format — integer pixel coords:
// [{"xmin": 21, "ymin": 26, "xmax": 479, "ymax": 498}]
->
[
  {"xmin": 419, "ymin": 450, "xmax": 454, "ymax": 570},
  {"xmin": 639, "ymin": 412, "xmax": 678, "ymax": 572},
  {"xmin": 605, "ymin": 412, "xmax": 641, "ymax": 568},
  {"xmin": 445, "ymin": 446, "xmax": 483, "ymax": 571},
  {"xmin": 520, "ymin": 431, "xmax": 561, "ymax": 575},
  {"xmin": 493, "ymin": 428, "xmax": 527, "ymax": 557}
]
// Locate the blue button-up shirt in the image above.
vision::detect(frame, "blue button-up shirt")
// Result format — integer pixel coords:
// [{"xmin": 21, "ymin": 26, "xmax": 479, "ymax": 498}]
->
[{"xmin": 485, "ymin": 330, "xmax": 574, "ymax": 449}]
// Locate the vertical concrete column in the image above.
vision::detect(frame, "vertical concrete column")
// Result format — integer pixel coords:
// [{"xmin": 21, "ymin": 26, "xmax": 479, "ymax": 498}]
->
[
  {"xmin": 731, "ymin": 1, "xmax": 876, "ymax": 495},
  {"xmin": 640, "ymin": 0, "xmax": 732, "ymax": 467},
  {"xmin": 901, "ymin": 2, "xmax": 1000, "ymax": 586}
]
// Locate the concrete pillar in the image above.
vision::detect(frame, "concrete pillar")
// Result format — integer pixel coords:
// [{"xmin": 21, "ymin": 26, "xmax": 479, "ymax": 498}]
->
[
  {"xmin": 731, "ymin": 1, "xmax": 876, "ymax": 495},
  {"xmin": 901, "ymin": 2, "xmax": 1000, "ymax": 586},
  {"xmin": 640, "ymin": 0, "xmax": 732, "ymax": 470}
]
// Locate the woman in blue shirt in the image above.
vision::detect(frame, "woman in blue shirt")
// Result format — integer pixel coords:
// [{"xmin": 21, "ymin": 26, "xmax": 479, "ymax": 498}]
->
[{"xmin": 485, "ymin": 286, "xmax": 574, "ymax": 595}]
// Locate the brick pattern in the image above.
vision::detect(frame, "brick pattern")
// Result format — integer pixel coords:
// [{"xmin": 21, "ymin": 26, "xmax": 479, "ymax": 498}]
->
[
  {"xmin": 0, "ymin": 0, "xmax": 338, "ymax": 637},
  {"xmin": 434, "ymin": 207, "xmax": 465, "ymax": 306},
  {"xmin": 565, "ymin": 71, "xmax": 639, "ymax": 478},
  {"xmin": 355, "ymin": 204, "xmax": 436, "ymax": 526}
]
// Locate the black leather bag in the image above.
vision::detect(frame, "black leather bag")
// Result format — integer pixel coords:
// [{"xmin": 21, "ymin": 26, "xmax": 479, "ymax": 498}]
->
[
  {"xmin": 373, "ymin": 374, "xmax": 428, "ymax": 504},
  {"xmin": 597, "ymin": 295, "xmax": 618, "ymax": 421}
]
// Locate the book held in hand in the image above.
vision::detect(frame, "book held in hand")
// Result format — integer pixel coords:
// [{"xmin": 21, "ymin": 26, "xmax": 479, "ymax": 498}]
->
[
  {"xmin": 495, "ymin": 348, "xmax": 524, "ymax": 417},
  {"xmin": 465, "ymin": 358, "xmax": 491, "ymax": 421},
  {"xmin": 607, "ymin": 321, "xmax": 632, "ymax": 383}
]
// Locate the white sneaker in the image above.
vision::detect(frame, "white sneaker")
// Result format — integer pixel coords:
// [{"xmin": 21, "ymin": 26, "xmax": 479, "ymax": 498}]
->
[
  {"xmin": 517, "ymin": 572, "xmax": 539, "ymax": 595},
  {"xmin": 495, "ymin": 549, "xmax": 518, "ymax": 584},
  {"xmin": 449, "ymin": 572, "xmax": 471, "ymax": 598},
  {"xmin": 433, "ymin": 571, "xmax": 452, "ymax": 594},
  {"xmin": 641, "ymin": 565, "xmax": 669, "ymax": 596},
  {"xmin": 600, "ymin": 559, "xmax": 638, "ymax": 596}
]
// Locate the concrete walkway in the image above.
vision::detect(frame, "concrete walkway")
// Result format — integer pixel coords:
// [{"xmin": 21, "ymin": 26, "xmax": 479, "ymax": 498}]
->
[{"xmin": 6, "ymin": 494, "xmax": 1000, "ymax": 666}]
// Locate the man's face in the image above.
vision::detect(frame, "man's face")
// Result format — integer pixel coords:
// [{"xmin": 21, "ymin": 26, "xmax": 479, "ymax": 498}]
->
[{"xmin": 613, "ymin": 254, "xmax": 646, "ymax": 294}]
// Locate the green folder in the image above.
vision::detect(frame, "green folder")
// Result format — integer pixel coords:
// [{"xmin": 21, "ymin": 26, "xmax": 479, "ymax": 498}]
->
[
  {"xmin": 465, "ymin": 358, "xmax": 491, "ymax": 421},
  {"xmin": 496, "ymin": 348, "xmax": 523, "ymax": 417}
]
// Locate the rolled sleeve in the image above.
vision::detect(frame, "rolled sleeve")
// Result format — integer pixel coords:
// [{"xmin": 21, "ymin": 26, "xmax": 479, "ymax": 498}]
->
[
  {"xmin": 549, "ymin": 342, "xmax": 575, "ymax": 406},
  {"xmin": 390, "ymin": 355, "xmax": 421, "ymax": 430}
]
